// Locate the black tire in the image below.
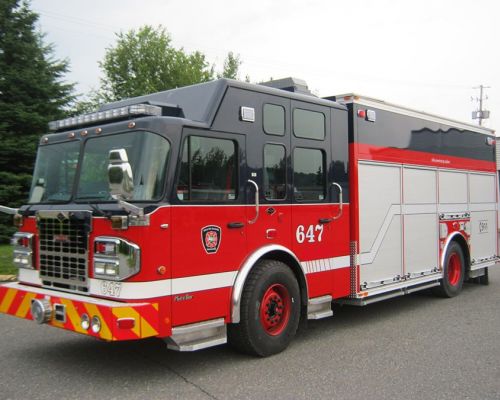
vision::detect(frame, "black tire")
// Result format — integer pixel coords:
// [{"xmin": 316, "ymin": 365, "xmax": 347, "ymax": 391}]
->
[
  {"xmin": 433, "ymin": 241, "xmax": 465, "ymax": 298},
  {"xmin": 228, "ymin": 259, "xmax": 301, "ymax": 357}
]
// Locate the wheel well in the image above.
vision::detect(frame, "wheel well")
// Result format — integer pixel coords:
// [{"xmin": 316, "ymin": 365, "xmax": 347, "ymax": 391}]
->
[
  {"xmin": 262, "ymin": 251, "xmax": 308, "ymax": 307},
  {"xmin": 450, "ymin": 235, "xmax": 470, "ymax": 274}
]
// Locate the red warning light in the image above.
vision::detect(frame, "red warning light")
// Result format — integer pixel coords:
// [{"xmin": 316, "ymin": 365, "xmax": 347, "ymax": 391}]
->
[{"xmin": 357, "ymin": 109, "xmax": 366, "ymax": 119}]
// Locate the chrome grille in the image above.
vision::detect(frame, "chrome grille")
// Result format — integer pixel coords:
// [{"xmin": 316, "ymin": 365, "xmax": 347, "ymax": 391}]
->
[{"xmin": 37, "ymin": 211, "xmax": 92, "ymax": 293}]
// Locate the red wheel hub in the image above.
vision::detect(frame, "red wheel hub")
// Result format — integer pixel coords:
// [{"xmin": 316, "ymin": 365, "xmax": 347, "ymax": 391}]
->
[
  {"xmin": 448, "ymin": 252, "xmax": 462, "ymax": 286},
  {"xmin": 260, "ymin": 284, "xmax": 291, "ymax": 336}
]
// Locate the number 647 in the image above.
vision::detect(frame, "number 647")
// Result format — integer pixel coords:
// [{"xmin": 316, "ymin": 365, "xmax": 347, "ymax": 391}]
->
[{"xmin": 296, "ymin": 224, "xmax": 324, "ymax": 243}]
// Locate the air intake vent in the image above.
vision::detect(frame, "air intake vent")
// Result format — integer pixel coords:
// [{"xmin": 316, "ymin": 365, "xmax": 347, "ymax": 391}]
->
[{"xmin": 259, "ymin": 77, "xmax": 313, "ymax": 95}]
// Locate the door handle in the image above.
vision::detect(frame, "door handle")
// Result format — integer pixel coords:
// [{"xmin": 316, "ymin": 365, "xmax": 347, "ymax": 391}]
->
[
  {"xmin": 227, "ymin": 222, "xmax": 245, "ymax": 229},
  {"xmin": 319, "ymin": 218, "xmax": 333, "ymax": 224}
]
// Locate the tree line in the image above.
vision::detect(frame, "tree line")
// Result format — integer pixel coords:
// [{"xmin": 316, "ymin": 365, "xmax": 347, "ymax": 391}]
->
[{"xmin": 0, "ymin": 0, "xmax": 243, "ymax": 242}]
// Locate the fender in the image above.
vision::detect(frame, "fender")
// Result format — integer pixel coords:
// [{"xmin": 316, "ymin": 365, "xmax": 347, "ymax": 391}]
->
[
  {"xmin": 231, "ymin": 244, "xmax": 306, "ymax": 323},
  {"xmin": 440, "ymin": 231, "xmax": 468, "ymax": 269}
]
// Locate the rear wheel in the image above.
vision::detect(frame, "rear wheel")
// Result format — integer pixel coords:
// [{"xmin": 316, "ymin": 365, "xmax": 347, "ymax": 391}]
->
[
  {"xmin": 434, "ymin": 241, "xmax": 465, "ymax": 298},
  {"xmin": 228, "ymin": 259, "xmax": 301, "ymax": 357}
]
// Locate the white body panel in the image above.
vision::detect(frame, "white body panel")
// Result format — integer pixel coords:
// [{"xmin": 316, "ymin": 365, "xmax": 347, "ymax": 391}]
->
[
  {"xmin": 358, "ymin": 161, "xmax": 497, "ymax": 292},
  {"xmin": 358, "ymin": 163, "xmax": 402, "ymax": 287},
  {"xmin": 438, "ymin": 171, "xmax": 468, "ymax": 204},
  {"xmin": 469, "ymin": 173, "xmax": 497, "ymax": 263},
  {"xmin": 404, "ymin": 213, "xmax": 438, "ymax": 275}
]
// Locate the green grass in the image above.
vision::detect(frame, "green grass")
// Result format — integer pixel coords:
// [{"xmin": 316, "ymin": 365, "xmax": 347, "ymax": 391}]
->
[{"xmin": 0, "ymin": 244, "xmax": 17, "ymax": 275}]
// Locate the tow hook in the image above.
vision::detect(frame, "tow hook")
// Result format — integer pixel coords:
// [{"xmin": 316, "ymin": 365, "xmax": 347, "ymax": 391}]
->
[{"xmin": 31, "ymin": 298, "xmax": 52, "ymax": 324}]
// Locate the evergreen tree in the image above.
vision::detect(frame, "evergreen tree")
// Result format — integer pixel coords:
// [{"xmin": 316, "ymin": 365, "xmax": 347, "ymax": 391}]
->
[{"xmin": 0, "ymin": 0, "xmax": 75, "ymax": 242}]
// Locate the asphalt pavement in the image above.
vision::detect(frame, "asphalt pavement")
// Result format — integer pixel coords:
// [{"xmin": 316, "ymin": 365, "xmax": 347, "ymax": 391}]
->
[{"xmin": 1, "ymin": 268, "xmax": 499, "ymax": 400}]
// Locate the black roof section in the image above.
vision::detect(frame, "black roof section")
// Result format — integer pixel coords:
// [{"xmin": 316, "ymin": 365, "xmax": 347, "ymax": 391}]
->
[{"xmin": 100, "ymin": 78, "xmax": 345, "ymax": 126}]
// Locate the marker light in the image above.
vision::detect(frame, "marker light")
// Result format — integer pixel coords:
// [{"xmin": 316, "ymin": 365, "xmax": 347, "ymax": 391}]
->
[{"xmin": 117, "ymin": 318, "xmax": 135, "ymax": 330}]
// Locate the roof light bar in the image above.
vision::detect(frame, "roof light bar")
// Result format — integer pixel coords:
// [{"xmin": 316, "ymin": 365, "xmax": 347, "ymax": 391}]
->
[{"xmin": 48, "ymin": 104, "xmax": 162, "ymax": 132}]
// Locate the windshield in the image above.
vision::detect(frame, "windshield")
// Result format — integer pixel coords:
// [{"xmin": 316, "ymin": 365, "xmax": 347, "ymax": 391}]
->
[
  {"xmin": 29, "ymin": 141, "xmax": 80, "ymax": 203},
  {"xmin": 29, "ymin": 131, "xmax": 170, "ymax": 203}
]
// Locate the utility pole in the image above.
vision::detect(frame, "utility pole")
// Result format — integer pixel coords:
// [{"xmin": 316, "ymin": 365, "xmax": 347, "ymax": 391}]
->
[{"xmin": 472, "ymin": 85, "xmax": 490, "ymax": 126}]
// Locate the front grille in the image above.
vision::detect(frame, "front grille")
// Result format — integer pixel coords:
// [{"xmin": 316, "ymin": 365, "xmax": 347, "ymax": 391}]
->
[{"xmin": 37, "ymin": 211, "xmax": 92, "ymax": 293}]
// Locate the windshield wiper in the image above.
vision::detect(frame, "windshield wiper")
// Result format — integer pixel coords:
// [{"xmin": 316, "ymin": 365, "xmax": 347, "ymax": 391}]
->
[{"xmin": 87, "ymin": 202, "xmax": 111, "ymax": 218}]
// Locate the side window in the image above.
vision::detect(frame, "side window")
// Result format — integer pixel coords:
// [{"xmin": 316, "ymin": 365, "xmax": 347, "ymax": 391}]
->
[
  {"xmin": 293, "ymin": 148, "xmax": 326, "ymax": 202},
  {"xmin": 177, "ymin": 136, "xmax": 237, "ymax": 201},
  {"xmin": 264, "ymin": 144, "xmax": 286, "ymax": 200},
  {"xmin": 293, "ymin": 109, "xmax": 325, "ymax": 140},
  {"xmin": 263, "ymin": 104, "xmax": 285, "ymax": 136}
]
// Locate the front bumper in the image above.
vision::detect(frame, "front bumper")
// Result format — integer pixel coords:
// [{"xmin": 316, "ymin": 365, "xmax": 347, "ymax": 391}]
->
[{"xmin": 0, "ymin": 282, "xmax": 161, "ymax": 341}]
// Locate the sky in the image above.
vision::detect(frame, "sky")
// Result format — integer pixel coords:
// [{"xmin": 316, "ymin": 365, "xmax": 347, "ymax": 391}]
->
[{"xmin": 30, "ymin": 0, "xmax": 499, "ymax": 132}]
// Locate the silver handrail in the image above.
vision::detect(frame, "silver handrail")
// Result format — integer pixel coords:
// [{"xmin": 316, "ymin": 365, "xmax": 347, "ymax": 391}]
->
[
  {"xmin": 247, "ymin": 179, "xmax": 259, "ymax": 224},
  {"xmin": 331, "ymin": 182, "xmax": 343, "ymax": 220}
]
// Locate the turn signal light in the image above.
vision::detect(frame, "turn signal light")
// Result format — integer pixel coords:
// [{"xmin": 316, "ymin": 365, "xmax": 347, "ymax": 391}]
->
[
  {"xmin": 11, "ymin": 232, "xmax": 34, "ymax": 269},
  {"xmin": 93, "ymin": 236, "xmax": 140, "ymax": 281}
]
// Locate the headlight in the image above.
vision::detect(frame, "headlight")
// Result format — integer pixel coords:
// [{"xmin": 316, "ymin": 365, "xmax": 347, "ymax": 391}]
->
[
  {"xmin": 91, "ymin": 315, "xmax": 101, "ymax": 333},
  {"xmin": 11, "ymin": 232, "xmax": 35, "ymax": 269},
  {"xmin": 93, "ymin": 237, "xmax": 140, "ymax": 281}
]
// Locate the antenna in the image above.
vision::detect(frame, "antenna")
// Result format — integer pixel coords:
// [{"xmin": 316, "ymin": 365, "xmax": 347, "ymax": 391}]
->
[{"xmin": 472, "ymin": 85, "xmax": 491, "ymax": 126}]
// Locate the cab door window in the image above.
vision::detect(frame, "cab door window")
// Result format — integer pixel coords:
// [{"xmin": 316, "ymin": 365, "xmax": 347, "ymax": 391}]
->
[
  {"xmin": 177, "ymin": 136, "xmax": 237, "ymax": 201},
  {"xmin": 263, "ymin": 144, "xmax": 286, "ymax": 200},
  {"xmin": 293, "ymin": 147, "xmax": 326, "ymax": 202}
]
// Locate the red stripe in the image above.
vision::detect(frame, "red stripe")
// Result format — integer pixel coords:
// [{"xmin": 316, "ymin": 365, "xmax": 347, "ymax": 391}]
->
[
  {"xmin": 137, "ymin": 303, "xmax": 159, "ymax": 330},
  {"xmin": 355, "ymin": 143, "xmax": 496, "ymax": 172},
  {"xmin": 7, "ymin": 290, "xmax": 25, "ymax": 315}
]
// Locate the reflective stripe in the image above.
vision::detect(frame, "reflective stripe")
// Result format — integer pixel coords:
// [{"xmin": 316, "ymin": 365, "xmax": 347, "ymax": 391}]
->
[
  {"xmin": 15, "ymin": 292, "xmax": 36, "ymax": 318},
  {"xmin": 0, "ymin": 288, "xmax": 16, "ymax": 313},
  {"xmin": 88, "ymin": 271, "xmax": 238, "ymax": 300},
  {"xmin": 301, "ymin": 256, "xmax": 350, "ymax": 274},
  {"xmin": 171, "ymin": 271, "xmax": 237, "ymax": 295}
]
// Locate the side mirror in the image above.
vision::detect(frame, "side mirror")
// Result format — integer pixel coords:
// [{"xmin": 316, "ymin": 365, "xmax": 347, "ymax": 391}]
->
[{"xmin": 108, "ymin": 149, "xmax": 134, "ymax": 200}]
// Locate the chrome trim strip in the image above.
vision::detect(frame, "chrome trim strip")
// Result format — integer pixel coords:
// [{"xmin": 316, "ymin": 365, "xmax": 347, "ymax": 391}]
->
[
  {"xmin": 357, "ymin": 273, "xmax": 442, "ymax": 298},
  {"xmin": 470, "ymin": 259, "xmax": 498, "ymax": 271}
]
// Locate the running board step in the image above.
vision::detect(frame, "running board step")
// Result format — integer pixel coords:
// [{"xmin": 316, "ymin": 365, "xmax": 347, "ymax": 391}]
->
[
  {"xmin": 308, "ymin": 295, "xmax": 333, "ymax": 320},
  {"xmin": 336, "ymin": 281, "xmax": 440, "ymax": 306},
  {"xmin": 165, "ymin": 318, "xmax": 227, "ymax": 351}
]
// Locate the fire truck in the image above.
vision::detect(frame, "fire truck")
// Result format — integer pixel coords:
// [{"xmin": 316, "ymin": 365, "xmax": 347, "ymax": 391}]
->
[{"xmin": 0, "ymin": 77, "xmax": 497, "ymax": 356}]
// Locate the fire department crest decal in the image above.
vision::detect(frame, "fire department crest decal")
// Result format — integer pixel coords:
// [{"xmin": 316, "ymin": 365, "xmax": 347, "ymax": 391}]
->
[{"xmin": 201, "ymin": 225, "xmax": 222, "ymax": 254}]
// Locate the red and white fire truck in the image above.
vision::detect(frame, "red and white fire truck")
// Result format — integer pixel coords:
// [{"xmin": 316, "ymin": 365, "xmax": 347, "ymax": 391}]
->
[{"xmin": 0, "ymin": 77, "xmax": 497, "ymax": 356}]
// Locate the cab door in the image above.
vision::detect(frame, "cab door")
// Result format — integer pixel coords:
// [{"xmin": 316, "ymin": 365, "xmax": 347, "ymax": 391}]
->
[
  {"xmin": 245, "ymin": 99, "xmax": 292, "ymax": 254},
  {"xmin": 290, "ymin": 102, "xmax": 350, "ymax": 299},
  {"xmin": 170, "ymin": 129, "xmax": 246, "ymax": 327}
]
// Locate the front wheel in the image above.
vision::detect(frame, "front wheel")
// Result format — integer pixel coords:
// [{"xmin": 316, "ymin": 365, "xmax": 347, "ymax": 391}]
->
[
  {"xmin": 434, "ymin": 241, "xmax": 465, "ymax": 298},
  {"xmin": 228, "ymin": 259, "xmax": 301, "ymax": 357}
]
